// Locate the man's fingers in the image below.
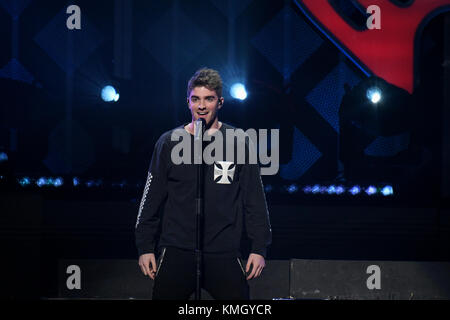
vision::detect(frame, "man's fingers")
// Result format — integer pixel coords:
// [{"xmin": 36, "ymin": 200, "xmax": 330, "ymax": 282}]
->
[
  {"xmin": 145, "ymin": 263, "xmax": 154, "ymax": 279},
  {"xmin": 139, "ymin": 263, "xmax": 147, "ymax": 276},
  {"xmin": 150, "ymin": 256, "xmax": 157, "ymax": 272},
  {"xmin": 256, "ymin": 266, "xmax": 263, "ymax": 278},
  {"xmin": 247, "ymin": 263, "xmax": 257, "ymax": 280},
  {"xmin": 138, "ymin": 256, "xmax": 157, "ymax": 279},
  {"xmin": 245, "ymin": 260, "xmax": 251, "ymax": 273}
]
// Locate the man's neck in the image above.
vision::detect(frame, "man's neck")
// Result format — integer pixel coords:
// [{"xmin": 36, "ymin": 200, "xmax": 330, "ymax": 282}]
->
[{"xmin": 185, "ymin": 119, "xmax": 222, "ymax": 135}]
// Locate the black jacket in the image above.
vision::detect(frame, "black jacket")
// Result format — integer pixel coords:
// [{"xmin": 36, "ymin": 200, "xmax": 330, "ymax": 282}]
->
[{"xmin": 135, "ymin": 122, "xmax": 272, "ymax": 258}]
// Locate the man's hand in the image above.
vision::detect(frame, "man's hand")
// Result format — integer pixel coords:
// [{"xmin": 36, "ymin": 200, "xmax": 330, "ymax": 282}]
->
[
  {"xmin": 138, "ymin": 253, "xmax": 157, "ymax": 280},
  {"xmin": 245, "ymin": 253, "xmax": 265, "ymax": 280}
]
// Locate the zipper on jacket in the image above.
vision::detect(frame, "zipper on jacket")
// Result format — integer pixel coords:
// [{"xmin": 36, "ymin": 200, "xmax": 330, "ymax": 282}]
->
[
  {"xmin": 237, "ymin": 258, "xmax": 246, "ymax": 278},
  {"xmin": 155, "ymin": 247, "xmax": 167, "ymax": 278}
]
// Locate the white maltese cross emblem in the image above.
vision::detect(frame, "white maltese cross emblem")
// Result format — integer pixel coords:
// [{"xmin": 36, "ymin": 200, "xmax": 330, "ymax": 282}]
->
[{"xmin": 214, "ymin": 161, "xmax": 235, "ymax": 184}]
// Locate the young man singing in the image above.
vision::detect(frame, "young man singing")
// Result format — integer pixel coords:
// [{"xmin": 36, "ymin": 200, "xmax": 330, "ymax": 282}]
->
[{"xmin": 135, "ymin": 68, "xmax": 272, "ymax": 300}]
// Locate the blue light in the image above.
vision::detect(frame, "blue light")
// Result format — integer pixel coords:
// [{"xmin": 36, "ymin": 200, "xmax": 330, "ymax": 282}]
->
[
  {"xmin": 327, "ymin": 185, "xmax": 336, "ymax": 194},
  {"xmin": 287, "ymin": 184, "xmax": 298, "ymax": 194},
  {"xmin": 366, "ymin": 87, "xmax": 382, "ymax": 104},
  {"xmin": 19, "ymin": 177, "xmax": 31, "ymax": 186},
  {"xmin": 302, "ymin": 185, "xmax": 312, "ymax": 194},
  {"xmin": 36, "ymin": 177, "xmax": 47, "ymax": 187},
  {"xmin": 335, "ymin": 185, "xmax": 345, "ymax": 195},
  {"xmin": 86, "ymin": 180, "xmax": 95, "ymax": 188},
  {"xmin": 381, "ymin": 185, "xmax": 393, "ymax": 196},
  {"xmin": 264, "ymin": 184, "xmax": 273, "ymax": 193},
  {"xmin": 349, "ymin": 185, "xmax": 361, "ymax": 195},
  {"xmin": 311, "ymin": 184, "xmax": 321, "ymax": 194},
  {"xmin": 365, "ymin": 186, "xmax": 377, "ymax": 195},
  {"xmin": 0, "ymin": 152, "xmax": 8, "ymax": 162},
  {"xmin": 101, "ymin": 85, "xmax": 120, "ymax": 102},
  {"xmin": 53, "ymin": 177, "xmax": 63, "ymax": 187},
  {"xmin": 230, "ymin": 83, "xmax": 247, "ymax": 100},
  {"xmin": 73, "ymin": 177, "xmax": 80, "ymax": 187}
]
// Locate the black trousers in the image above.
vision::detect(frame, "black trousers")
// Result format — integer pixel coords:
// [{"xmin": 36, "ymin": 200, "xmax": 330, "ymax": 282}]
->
[{"xmin": 152, "ymin": 247, "xmax": 250, "ymax": 300}]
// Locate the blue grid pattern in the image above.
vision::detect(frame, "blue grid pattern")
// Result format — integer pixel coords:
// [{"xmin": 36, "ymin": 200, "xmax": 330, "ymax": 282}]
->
[
  {"xmin": 0, "ymin": 58, "xmax": 34, "ymax": 84},
  {"xmin": 0, "ymin": 0, "xmax": 32, "ymax": 18},
  {"xmin": 364, "ymin": 132, "xmax": 410, "ymax": 157},
  {"xmin": 251, "ymin": 5, "xmax": 323, "ymax": 80},
  {"xmin": 280, "ymin": 126, "xmax": 322, "ymax": 180},
  {"xmin": 34, "ymin": 8, "xmax": 103, "ymax": 74},
  {"xmin": 210, "ymin": 0, "xmax": 254, "ymax": 19},
  {"xmin": 140, "ymin": 6, "xmax": 210, "ymax": 75},
  {"xmin": 306, "ymin": 61, "xmax": 362, "ymax": 133}
]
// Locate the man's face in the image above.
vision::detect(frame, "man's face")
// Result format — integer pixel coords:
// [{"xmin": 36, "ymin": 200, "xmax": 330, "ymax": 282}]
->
[{"xmin": 188, "ymin": 86, "xmax": 223, "ymax": 126}]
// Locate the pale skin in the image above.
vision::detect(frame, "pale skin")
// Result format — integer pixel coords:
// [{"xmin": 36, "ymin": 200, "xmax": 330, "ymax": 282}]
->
[{"xmin": 138, "ymin": 86, "xmax": 265, "ymax": 280}]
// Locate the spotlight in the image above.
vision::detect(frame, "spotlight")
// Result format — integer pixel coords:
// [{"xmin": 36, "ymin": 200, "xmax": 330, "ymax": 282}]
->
[
  {"xmin": 230, "ymin": 83, "xmax": 247, "ymax": 100},
  {"xmin": 36, "ymin": 177, "xmax": 47, "ymax": 187},
  {"xmin": 311, "ymin": 184, "xmax": 321, "ymax": 194},
  {"xmin": 302, "ymin": 185, "xmax": 312, "ymax": 194},
  {"xmin": 73, "ymin": 177, "xmax": 80, "ymax": 187},
  {"xmin": 365, "ymin": 186, "xmax": 377, "ymax": 195},
  {"xmin": 349, "ymin": 185, "xmax": 361, "ymax": 195},
  {"xmin": 327, "ymin": 185, "xmax": 336, "ymax": 194},
  {"xmin": 335, "ymin": 185, "xmax": 345, "ymax": 195},
  {"xmin": 101, "ymin": 85, "xmax": 120, "ymax": 102},
  {"xmin": 381, "ymin": 185, "xmax": 394, "ymax": 196},
  {"xmin": 286, "ymin": 184, "xmax": 298, "ymax": 194},
  {"xmin": 366, "ymin": 87, "xmax": 381, "ymax": 104},
  {"xmin": 53, "ymin": 177, "xmax": 64, "ymax": 187},
  {"xmin": 264, "ymin": 184, "xmax": 273, "ymax": 193},
  {"xmin": 18, "ymin": 177, "xmax": 31, "ymax": 187}
]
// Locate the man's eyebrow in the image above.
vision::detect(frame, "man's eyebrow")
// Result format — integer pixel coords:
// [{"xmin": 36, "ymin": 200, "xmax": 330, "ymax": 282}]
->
[{"xmin": 190, "ymin": 95, "xmax": 217, "ymax": 99}]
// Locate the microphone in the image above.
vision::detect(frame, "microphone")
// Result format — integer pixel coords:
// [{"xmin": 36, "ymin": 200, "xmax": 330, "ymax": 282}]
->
[{"xmin": 194, "ymin": 118, "xmax": 206, "ymax": 142}]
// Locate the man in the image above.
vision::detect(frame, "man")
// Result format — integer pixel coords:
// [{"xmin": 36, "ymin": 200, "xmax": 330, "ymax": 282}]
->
[{"xmin": 135, "ymin": 68, "xmax": 272, "ymax": 300}]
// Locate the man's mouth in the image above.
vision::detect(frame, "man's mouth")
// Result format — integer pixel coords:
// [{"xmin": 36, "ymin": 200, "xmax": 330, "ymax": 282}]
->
[{"xmin": 197, "ymin": 111, "xmax": 209, "ymax": 116}]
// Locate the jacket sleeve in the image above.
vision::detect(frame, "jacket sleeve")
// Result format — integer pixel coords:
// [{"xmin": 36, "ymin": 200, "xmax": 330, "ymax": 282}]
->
[
  {"xmin": 135, "ymin": 135, "xmax": 169, "ymax": 256},
  {"xmin": 241, "ymin": 141, "xmax": 272, "ymax": 258}
]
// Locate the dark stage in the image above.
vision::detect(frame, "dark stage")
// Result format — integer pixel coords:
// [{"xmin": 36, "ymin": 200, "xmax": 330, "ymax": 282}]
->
[{"xmin": 0, "ymin": 0, "xmax": 449, "ymax": 301}]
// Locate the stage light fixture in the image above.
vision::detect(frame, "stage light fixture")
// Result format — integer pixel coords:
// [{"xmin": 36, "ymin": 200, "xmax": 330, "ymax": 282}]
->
[
  {"xmin": 53, "ymin": 177, "xmax": 64, "ymax": 187},
  {"xmin": 381, "ymin": 185, "xmax": 394, "ymax": 196},
  {"xmin": 365, "ymin": 186, "xmax": 377, "ymax": 195},
  {"xmin": 366, "ymin": 87, "xmax": 382, "ymax": 104},
  {"xmin": 311, "ymin": 184, "xmax": 321, "ymax": 194},
  {"xmin": 18, "ymin": 177, "xmax": 31, "ymax": 186},
  {"xmin": 349, "ymin": 185, "xmax": 361, "ymax": 195},
  {"xmin": 36, "ymin": 177, "xmax": 47, "ymax": 187},
  {"xmin": 101, "ymin": 85, "xmax": 120, "ymax": 102},
  {"xmin": 327, "ymin": 185, "xmax": 337, "ymax": 194},
  {"xmin": 335, "ymin": 185, "xmax": 345, "ymax": 194},
  {"xmin": 230, "ymin": 83, "xmax": 247, "ymax": 100},
  {"xmin": 287, "ymin": 184, "xmax": 298, "ymax": 194}
]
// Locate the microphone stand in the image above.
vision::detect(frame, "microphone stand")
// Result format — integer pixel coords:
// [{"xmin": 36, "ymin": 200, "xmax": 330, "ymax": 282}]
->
[{"xmin": 194, "ymin": 118, "xmax": 205, "ymax": 300}]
